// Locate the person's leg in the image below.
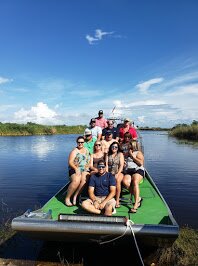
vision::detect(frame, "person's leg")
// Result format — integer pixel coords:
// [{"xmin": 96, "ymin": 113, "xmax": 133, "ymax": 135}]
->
[
  {"xmin": 131, "ymin": 173, "xmax": 143, "ymax": 211},
  {"xmin": 115, "ymin": 173, "xmax": 124, "ymax": 207},
  {"xmin": 81, "ymin": 199, "xmax": 101, "ymax": 214},
  {"xmin": 122, "ymin": 174, "xmax": 131, "ymax": 190},
  {"xmin": 72, "ymin": 171, "xmax": 90, "ymax": 205},
  {"xmin": 104, "ymin": 198, "xmax": 116, "ymax": 216},
  {"xmin": 65, "ymin": 173, "xmax": 81, "ymax": 206}
]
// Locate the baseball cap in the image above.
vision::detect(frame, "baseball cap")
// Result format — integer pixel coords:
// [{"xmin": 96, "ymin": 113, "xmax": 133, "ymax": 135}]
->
[
  {"xmin": 105, "ymin": 130, "xmax": 112, "ymax": 135},
  {"xmin": 124, "ymin": 117, "xmax": 131, "ymax": 122},
  {"xmin": 84, "ymin": 128, "xmax": 92, "ymax": 135},
  {"xmin": 98, "ymin": 110, "xmax": 103, "ymax": 114},
  {"xmin": 90, "ymin": 118, "xmax": 96, "ymax": 123}
]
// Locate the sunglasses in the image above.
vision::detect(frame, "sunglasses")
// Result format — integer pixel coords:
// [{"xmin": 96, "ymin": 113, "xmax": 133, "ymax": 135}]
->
[
  {"xmin": 91, "ymin": 121, "xmax": 96, "ymax": 123},
  {"xmin": 95, "ymin": 144, "xmax": 101, "ymax": 146},
  {"xmin": 85, "ymin": 134, "xmax": 91, "ymax": 137},
  {"xmin": 77, "ymin": 142, "xmax": 84, "ymax": 144},
  {"xmin": 112, "ymin": 145, "xmax": 118, "ymax": 149},
  {"xmin": 97, "ymin": 165, "xmax": 105, "ymax": 169}
]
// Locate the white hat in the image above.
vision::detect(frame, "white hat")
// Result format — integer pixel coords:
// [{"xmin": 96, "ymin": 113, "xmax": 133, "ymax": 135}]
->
[{"xmin": 84, "ymin": 128, "xmax": 92, "ymax": 135}]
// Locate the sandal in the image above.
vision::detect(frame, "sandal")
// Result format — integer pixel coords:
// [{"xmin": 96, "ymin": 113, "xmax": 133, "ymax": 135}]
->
[
  {"xmin": 130, "ymin": 207, "xmax": 138, "ymax": 213},
  {"xmin": 129, "ymin": 198, "xmax": 143, "ymax": 213}
]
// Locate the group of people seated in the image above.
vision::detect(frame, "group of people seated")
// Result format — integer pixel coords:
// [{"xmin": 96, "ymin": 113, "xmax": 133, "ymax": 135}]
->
[{"xmin": 65, "ymin": 110, "xmax": 145, "ymax": 216}]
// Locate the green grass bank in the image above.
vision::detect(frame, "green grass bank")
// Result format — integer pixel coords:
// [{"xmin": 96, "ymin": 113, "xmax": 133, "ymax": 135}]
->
[
  {"xmin": 169, "ymin": 121, "xmax": 198, "ymax": 141},
  {"xmin": 146, "ymin": 226, "xmax": 198, "ymax": 266},
  {"xmin": 0, "ymin": 122, "xmax": 86, "ymax": 136}
]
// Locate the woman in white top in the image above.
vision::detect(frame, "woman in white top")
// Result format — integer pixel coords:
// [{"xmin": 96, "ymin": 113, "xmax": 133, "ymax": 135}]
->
[{"xmin": 122, "ymin": 141, "xmax": 144, "ymax": 213}]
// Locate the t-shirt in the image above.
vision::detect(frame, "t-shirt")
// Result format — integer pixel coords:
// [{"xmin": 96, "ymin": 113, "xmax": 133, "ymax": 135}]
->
[
  {"xmin": 89, "ymin": 126, "xmax": 102, "ymax": 139},
  {"xmin": 101, "ymin": 139, "xmax": 116, "ymax": 153},
  {"xmin": 102, "ymin": 127, "xmax": 117, "ymax": 139},
  {"xmin": 84, "ymin": 137, "xmax": 96, "ymax": 154},
  {"xmin": 95, "ymin": 117, "xmax": 108, "ymax": 129},
  {"xmin": 118, "ymin": 127, "xmax": 138, "ymax": 140},
  {"xmin": 89, "ymin": 172, "xmax": 116, "ymax": 196}
]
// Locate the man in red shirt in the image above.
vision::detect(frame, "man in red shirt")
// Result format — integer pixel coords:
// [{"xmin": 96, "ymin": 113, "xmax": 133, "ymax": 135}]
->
[
  {"xmin": 116, "ymin": 118, "xmax": 138, "ymax": 142},
  {"xmin": 95, "ymin": 110, "xmax": 108, "ymax": 129}
]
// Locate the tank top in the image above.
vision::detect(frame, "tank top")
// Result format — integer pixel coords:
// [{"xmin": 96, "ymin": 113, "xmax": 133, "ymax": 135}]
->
[
  {"xmin": 126, "ymin": 151, "xmax": 144, "ymax": 171},
  {"xmin": 108, "ymin": 153, "xmax": 121, "ymax": 175},
  {"xmin": 70, "ymin": 148, "xmax": 90, "ymax": 172}
]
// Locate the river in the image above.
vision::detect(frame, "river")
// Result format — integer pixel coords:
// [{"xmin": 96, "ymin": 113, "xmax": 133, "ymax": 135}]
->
[{"xmin": 0, "ymin": 131, "xmax": 197, "ymax": 265}]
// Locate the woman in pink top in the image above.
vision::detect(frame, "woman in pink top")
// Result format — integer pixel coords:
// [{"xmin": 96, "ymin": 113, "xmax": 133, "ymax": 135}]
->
[{"xmin": 95, "ymin": 110, "xmax": 108, "ymax": 129}]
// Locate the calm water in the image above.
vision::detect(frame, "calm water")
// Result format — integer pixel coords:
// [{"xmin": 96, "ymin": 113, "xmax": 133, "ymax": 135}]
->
[
  {"xmin": 0, "ymin": 132, "xmax": 198, "ymax": 265},
  {"xmin": 0, "ymin": 131, "xmax": 197, "ymax": 228}
]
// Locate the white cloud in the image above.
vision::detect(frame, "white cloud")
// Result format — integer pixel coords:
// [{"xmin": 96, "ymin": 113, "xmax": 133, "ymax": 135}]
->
[
  {"xmin": 0, "ymin": 76, "xmax": 13, "ymax": 84},
  {"xmin": 85, "ymin": 35, "xmax": 99, "ymax": 45},
  {"xmin": 14, "ymin": 102, "xmax": 61, "ymax": 125},
  {"xmin": 95, "ymin": 29, "xmax": 114, "ymax": 40},
  {"xmin": 86, "ymin": 29, "xmax": 114, "ymax": 44},
  {"xmin": 167, "ymin": 84, "xmax": 198, "ymax": 96},
  {"xmin": 136, "ymin": 78, "xmax": 164, "ymax": 94}
]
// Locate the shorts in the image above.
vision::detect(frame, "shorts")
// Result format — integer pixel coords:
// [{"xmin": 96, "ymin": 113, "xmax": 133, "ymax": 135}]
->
[
  {"xmin": 125, "ymin": 168, "xmax": 144, "ymax": 178},
  {"xmin": 69, "ymin": 168, "xmax": 90, "ymax": 177},
  {"xmin": 87, "ymin": 196, "xmax": 116, "ymax": 210}
]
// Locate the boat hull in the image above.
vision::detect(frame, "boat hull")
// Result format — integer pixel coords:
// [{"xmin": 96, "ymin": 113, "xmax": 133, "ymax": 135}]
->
[
  {"xmin": 12, "ymin": 216, "xmax": 178, "ymax": 247},
  {"xmin": 11, "ymin": 170, "xmax": 179, "ymax": 247}
]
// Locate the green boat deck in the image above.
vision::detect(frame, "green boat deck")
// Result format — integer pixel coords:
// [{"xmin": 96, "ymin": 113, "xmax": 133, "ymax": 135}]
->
[{"xmin": 42, "ymin": 172, "xmax": 171, "ymax": 226}]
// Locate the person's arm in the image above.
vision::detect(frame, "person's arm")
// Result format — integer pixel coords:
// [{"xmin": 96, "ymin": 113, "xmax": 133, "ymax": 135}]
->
[
  {"xmin": 68, "ymin": 149, "xmax": 80, "ymax": 173},
  {"xmin": 89, "ymin": 154, "xmax": 98, "ymax": 174},
  {"xmin": 99, "ymin": 185, "xmax": 116, "ymax": 209},
  {"xmin": 117, "ymin": 152, "xmax": 124, "ymax": 175},
  {"xmin": 104, "ymin": 119, "xmax": 108, "ymax": 128},
  {"xmin": 97, "ymin": 127, "xmax": 102, "ymax": 141},
  {"xmin": 130, "ymin": 128, "xmax": 138, "ymax": 140},
  {"xmin": 129, "ymin": 150, "xmax": 144, "ymax": 166},
  {"xmin": 105, "ymin": 154, "xmax": 109, "ymax": 172},
  {"xmin": 88, "ymin": 186, "xmax": 100, "ymax": 209}
]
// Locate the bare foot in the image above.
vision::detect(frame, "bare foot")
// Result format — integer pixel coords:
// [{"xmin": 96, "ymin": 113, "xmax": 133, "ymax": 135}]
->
[
  {"xmin": 65, "ymin": 198, "xmax": 73, "ymax": 207},
  {"xmin": 116, "ymin": 201, "xmax": 120, "ymax": 208}
]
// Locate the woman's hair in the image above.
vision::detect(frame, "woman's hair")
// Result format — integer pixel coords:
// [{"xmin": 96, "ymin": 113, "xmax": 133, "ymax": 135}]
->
[
  {"xmin": 108, "ymin": 141, "xmax": 122, "ymax": 155},
  {"xmin": 93, "ymin": 140, "xmax": 102, "ymax": 152},
  {"xmin": 124, "ymin": 132, "xmax": 132, "ymax": 139},
  {"xmin": 131, "ymin": 140, "xmax": 139, "ymax": 151},
  {"xmin": 76, "ymin": 136, "xmax": 84, "ymax": 142}
]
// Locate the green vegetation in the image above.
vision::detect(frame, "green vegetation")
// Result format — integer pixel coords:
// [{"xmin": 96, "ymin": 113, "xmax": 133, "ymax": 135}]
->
[
  {"xmin": 146, "ymin": 226, "xmax": 198, "ymax": 266},
  {"xmin": 0, "ymin": 122, "xmax": 86, "ymax": 136},
  {"xmin": 139, "ymin": 126, "xmax": 170, "ymax": 131},
  {"xmin": 169, "ymin": 120, "xmax": 198, "ymax": 141}
]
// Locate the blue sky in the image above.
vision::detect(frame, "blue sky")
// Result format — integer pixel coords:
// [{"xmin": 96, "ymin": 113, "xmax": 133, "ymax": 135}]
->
[{"xmin": 0, "ymin": 0, "xmax": 198, "ymax": 127}]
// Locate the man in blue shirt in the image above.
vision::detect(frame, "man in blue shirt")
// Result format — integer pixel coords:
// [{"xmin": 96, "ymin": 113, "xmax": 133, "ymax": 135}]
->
[
  {"xmin": 102, "ymin": 119, "xmax": 117, "ymax": 139},
  {"xmin": 81, "ymin": 160, "xmax": 116, "ymax": 216}
]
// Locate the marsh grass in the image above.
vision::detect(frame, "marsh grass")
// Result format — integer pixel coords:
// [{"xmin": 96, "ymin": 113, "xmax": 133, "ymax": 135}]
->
[
  {"xmin": 0, "ymin": 122, "xmax": 86, "ymax": 136},
  {"xmin": 169, "ymin": 122, "xmax": 198, "ymax": 141},
  {"xmin": 145, "ymin": 226, "xmax": 198, "ymax": 266}
]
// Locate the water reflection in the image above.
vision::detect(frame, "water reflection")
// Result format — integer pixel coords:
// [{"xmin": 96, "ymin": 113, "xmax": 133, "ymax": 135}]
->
[{"xmin": 31, "ymin": 137, "xmax": 55, "ymax": 159}]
